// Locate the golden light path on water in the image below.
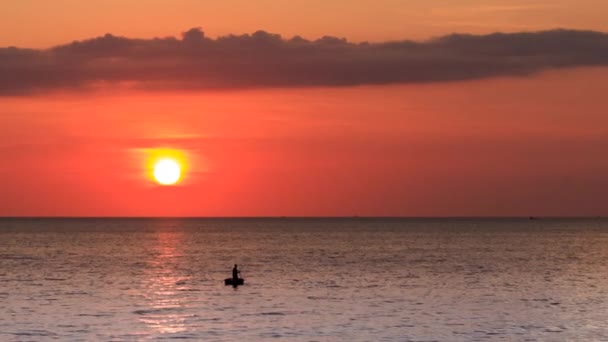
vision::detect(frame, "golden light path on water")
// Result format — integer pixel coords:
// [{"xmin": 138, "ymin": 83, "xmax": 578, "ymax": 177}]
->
[{"xmin": 139, "ymin": 225, "xmax": 191, "ymax": 335}]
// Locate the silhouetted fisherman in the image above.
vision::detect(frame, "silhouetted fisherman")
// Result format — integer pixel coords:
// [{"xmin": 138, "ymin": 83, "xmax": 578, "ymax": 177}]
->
[{"xmin": 232, "ymin": 264, "xmax": 240, "ymax": 280}]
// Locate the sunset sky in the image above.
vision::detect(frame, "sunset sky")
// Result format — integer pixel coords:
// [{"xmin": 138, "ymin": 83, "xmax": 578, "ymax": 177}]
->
[{"xmin": 1, "ymin": 0, "xmax": 608, "ymax": 216}]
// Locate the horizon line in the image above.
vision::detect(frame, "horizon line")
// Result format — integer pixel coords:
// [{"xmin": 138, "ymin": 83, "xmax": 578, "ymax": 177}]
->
[{"xmin": 0, "ymin": 216, "xmax": 605, "ymax": 220}]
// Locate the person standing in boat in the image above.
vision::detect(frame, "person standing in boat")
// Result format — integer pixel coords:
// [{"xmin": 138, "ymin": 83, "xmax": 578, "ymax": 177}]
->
[{"xmin": 232, "ymin": 264, "xmax": 240, "ymax": 280}]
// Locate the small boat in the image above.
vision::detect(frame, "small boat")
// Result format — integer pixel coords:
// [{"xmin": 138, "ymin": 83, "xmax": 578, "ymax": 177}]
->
[{"xmin": 224, "ymin": 278, "xmax": 245, "ymax": 286}]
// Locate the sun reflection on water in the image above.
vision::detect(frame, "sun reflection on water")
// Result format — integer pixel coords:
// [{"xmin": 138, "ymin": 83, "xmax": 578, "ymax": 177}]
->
[{"xmin": 139, "ymin": 224, "xmax": 193, "ymax": 335}]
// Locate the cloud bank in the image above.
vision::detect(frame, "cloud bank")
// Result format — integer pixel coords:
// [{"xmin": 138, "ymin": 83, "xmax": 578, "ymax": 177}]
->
[{"xmin": 1, "ymin": 28, "xmax": 608, "ymax": 94}]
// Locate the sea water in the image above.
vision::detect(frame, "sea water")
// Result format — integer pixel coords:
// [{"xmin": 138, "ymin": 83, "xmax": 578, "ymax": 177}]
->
[{"xmin": 1, "ymin": 218, "xmax": 608, "ymax": 341}]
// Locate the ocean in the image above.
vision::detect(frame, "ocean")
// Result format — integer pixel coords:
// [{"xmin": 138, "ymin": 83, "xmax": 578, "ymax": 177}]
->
[{"xmin": 1, "ymin": 218, "xmax": 608, "ymax": 341}]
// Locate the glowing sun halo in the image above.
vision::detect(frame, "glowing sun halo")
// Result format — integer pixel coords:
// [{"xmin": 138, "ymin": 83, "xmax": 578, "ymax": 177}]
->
[{"xmin": 153, "ymin": 159, "xmax": 181, "ymax": 185}]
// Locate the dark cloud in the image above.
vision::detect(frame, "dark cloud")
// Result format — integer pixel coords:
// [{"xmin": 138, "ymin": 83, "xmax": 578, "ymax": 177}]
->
[{"xmin": 1, "ymin": 28, "xmax": 608, "ymax": 94}]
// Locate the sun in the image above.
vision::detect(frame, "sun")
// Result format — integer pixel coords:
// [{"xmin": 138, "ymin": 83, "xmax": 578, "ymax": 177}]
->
[
  {"xmin": 153, "ymin": 158, "xmax": 181, "ymax": 185},
  {"xmin": 141, "ymin": 148, "xmax": 190, "ymax": 186}
]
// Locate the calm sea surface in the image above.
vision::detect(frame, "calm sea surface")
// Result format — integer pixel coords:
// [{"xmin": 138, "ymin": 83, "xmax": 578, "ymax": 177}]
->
[{"xmin": 1, "ymin": 218, "xmax": 608, "ymax": 341}]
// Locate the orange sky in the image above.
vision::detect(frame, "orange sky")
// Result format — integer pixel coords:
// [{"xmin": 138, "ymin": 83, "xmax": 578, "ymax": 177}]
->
[
  {"xmin": 2, "ymin": 0, "xmax": 608, "ymax": 47},
  {"xmin": 2, "ymin": 68, "xmax": 607, "ymax": 216},
  {"xmin": 1, "ymin": 1, "xmax": 608, "ymax": 216}
]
